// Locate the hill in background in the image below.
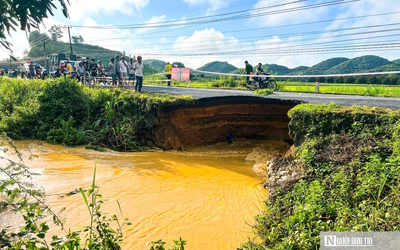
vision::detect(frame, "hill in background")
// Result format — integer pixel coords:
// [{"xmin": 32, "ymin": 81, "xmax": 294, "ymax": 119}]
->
[
  {"xmin": 264, "ymin": 64, "xmax": 293, "ymax": 75},
  {"xmin": 143, "ymin": 59, "xmax": 166, "ymax": 71},
  {"xmin": 29, "ymin": 40, "xmax": 122, "ymax": 67},
  {"xmin": 327, "ymin": 55, "xmax": 392, "ymax": 74},
  {"xmin": 191, "ymin": 56, "xmax": 400, "ymax": 76},
  {"xmin": 302, "ymin": 57, "xmax": 348, "ymax": 75},
  {"xmin": 197, "ymin": 61, "xmax": 237, "ymax": 73}
]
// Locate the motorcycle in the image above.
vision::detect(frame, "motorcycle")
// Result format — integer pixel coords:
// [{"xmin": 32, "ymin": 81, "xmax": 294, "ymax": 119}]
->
[
  {"xmin": 41, "ymin": 69, "xmax": 50, "ymax": 79},
  {"xmin": 8, "ymin": 69, "xmax": 20, "ymax": 78},
  {"xmin": 98, "ymin": 69, "xmax": 111, "ymax": 85},
  {"xmin": 247, "ymin": 73, "xmax": 277, "ymax": 91}
]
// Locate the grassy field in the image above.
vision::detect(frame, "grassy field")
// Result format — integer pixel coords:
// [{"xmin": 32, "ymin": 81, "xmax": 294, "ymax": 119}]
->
[{"xmin": 278, "ymin": 81, "xmax": 400, "ymax": 97}]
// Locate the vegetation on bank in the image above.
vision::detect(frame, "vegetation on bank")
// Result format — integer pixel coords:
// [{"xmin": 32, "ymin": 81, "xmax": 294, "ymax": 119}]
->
[
  {"xmin": 240, "ymin": 104, "xmax": 400, "ymax": 249},
  {"xmin": 0, "ymin": 77, "xmax": 194, "ymax": 151}
]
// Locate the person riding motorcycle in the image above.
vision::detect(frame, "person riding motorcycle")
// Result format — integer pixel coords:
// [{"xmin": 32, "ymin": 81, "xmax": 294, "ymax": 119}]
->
[
  {"xmin": 255, "ymin": 63, "xmax": 265, "ymax": 84},
  {"xmin": 243, "ymin": 61, "xmax": 253, "ymax": 85}
]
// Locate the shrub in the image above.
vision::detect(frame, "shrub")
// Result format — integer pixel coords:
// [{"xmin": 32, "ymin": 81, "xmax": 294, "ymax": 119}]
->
[
  {"xmin": 0, "ymin": 78, "xmax": 194, "ymax": 151},
  {"xmin": 240, "ymin": 104, "xmax": 400, "ymax": 249}
]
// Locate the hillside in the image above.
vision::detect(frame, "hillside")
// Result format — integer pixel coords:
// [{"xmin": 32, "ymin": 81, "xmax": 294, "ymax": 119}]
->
[
  {"xmin": 197, "ymin": 61, "xmax": 237, "ymax": 73},
  {"xmin": 369, "ymin": 63, "xmax": 400, "ymax": 72},
  {"xmin": 327, "ymin": 55, "xmax": 391, "ymax": 74},
  {"xmin": 143, "ymin": 59, "xmax": 166, "ymax": 71},
  {"xmin": 303, "ymin": 57, "xmax": 348, "ymax": 74},
  {"xmin": 29, "ymin": 40, "xmax": 122, "ymax": 67},
  {"xmin": 264, "ymin": 64, "xmax": 293, "ymax": 75},
  {"xmin": 290, "ymin": 66, "xmax": 309, "ymax": 75},
  {"xmin": 392, "ymin": 59, "xmax": 400, "ymax": 65}
]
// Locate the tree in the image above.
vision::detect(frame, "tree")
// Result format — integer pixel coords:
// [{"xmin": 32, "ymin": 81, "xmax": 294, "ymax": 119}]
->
[
  {"xmin": 326, "ymin": 77, "xmax": 335, "ymax": 83},
  {"xmin": 48, "ymin": 25, "xmax": 64, "ymax": 41},
  {"xmin": 368, "ymin": 76, "xmax": 379, "ymax": 84},
  {"xmin": 72, "ymin": 35, "xmax": 84, "ymax": 44},
  {"xmin": 28, "ymin": 31, "xmax": 50, "ymax": 46},
  {"xmin": 334, "ymin": 76, "xmax": 344, "ymax": 83},
  {"xmin": 172, "ymin": 61, "xmax": 185, "ymax": 68},
  {"xmin": 0, "ymin": 0, "xmax": 70, "ymax": 55},
  {"xmin": 355, "ymin": 76, "xmax": 368, "ymax": 84},
  {"xmin": 344, "ymin": 76, "xmax": 355, "ymax": 83}
]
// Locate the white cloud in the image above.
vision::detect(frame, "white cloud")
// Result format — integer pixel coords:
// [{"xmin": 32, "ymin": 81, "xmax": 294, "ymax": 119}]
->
[
  {"xmin": 167, "ymin": 28, "xmax": 241, "ymax": 68},
  {"xmin": 183, "ymin": 0, "xmax": 231, "ymax": 12},
  {"xmin": 67, "ymin": 0, "xmax": 149, "ymax": 21}
]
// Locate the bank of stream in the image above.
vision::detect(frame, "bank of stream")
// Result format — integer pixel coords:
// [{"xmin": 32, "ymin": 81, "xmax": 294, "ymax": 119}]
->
[{"xmin": 1, "ymin": 139, "xmax": 290, "ymax": 249}]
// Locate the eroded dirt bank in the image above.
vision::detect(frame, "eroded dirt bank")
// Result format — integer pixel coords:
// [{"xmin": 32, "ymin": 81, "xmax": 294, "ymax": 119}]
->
[{"xmin": 152, "ymin": 96, "xmax": 299, "ymax": 150}]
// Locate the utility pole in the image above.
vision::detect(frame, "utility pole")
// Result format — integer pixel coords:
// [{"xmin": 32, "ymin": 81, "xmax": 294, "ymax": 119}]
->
[
  {"xmin": 43, "ymin": 40, "xmax": 47, "ymax": 68},
  {"xmin": 67, "ymin": 26, "xmax": 73, "ymax": 55}
]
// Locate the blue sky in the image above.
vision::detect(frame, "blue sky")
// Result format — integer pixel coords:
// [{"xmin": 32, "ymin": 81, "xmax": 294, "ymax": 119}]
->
[{"xmin": 2, "ymin": 0, "xmax": 400, "ymax": 70}]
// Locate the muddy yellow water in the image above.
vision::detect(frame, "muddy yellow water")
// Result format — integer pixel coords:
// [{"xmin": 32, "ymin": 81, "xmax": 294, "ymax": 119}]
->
[{"xmin": 1, "ymin": 140, "xmax": 289, "ymax": 249}]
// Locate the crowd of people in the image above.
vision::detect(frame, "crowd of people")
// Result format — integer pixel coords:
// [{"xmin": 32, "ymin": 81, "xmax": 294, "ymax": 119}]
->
[
  {"xmin": 51, "ymin": 54, "xmax": 148, "ymax": 92},
  {"xmin": 0, "ymin": 55, "xmax": 175, "ymax": 93}
]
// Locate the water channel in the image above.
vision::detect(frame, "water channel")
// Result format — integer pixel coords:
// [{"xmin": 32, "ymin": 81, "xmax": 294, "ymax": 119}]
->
[{"xmin": 1, "ymin": 139, "xmax": 290, "ymax": 249}]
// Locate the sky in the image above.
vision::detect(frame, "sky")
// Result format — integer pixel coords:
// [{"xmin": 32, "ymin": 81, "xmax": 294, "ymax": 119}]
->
[{"xmin": 2, "ymin": 0, "xmax": 400, "ymax": 70}]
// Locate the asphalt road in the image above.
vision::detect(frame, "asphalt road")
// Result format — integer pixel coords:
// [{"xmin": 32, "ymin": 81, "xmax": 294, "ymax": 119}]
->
[{"xmin": 142, "ymin": 85, "xmax": 400, "ymax": 109}]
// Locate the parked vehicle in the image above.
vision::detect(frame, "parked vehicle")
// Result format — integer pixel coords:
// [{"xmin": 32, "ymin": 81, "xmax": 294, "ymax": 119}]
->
[{"xmin": 48, "ymin": 53, "xmax": 77, "ymax": 70}]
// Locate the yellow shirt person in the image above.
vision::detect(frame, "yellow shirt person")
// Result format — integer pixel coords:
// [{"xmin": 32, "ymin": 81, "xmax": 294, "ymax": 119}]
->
[
  {"xmin": 66, "ymin": 61, "xmax": 73, "ymax": 72},
  {"xmin": 164, "ymin": 62, "xmax": 172, "ymax": 86}
]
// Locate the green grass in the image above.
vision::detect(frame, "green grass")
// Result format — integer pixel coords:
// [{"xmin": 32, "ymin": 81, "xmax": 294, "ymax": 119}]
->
[{"xmin": 278, "ymin": 81, "xmax": 400, "ymax": 97}]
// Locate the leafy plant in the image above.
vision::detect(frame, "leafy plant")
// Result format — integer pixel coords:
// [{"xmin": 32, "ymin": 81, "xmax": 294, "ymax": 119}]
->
[
  {"xmin": 240, "ymin": 104, "xmax": 400, "ymax": 249},
  {"xmin": 47, "ymin": 116, "xmax": 87, "ymax": 146},
  {"xmin": 78, "ymin": 166, "xmax": 131, "ymax": 249},
  {"xmin": 147, "ymin": 237, "xmax": 186, "ymax": 250},
  {"xmin": 0, "ymin": 134, "xmax": 130, "ymax": 249}
]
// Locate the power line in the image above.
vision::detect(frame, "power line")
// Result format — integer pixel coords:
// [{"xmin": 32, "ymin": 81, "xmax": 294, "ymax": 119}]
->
[{"xmin": 70, "ymin": 0, "xmax": 357, "ymax": 30}]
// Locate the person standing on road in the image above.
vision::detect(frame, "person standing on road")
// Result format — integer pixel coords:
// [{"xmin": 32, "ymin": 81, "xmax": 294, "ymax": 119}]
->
[
  {"xmin": 28, "ymin": 61, "xmax": 35, "ymax": 79},
  {"xmin": 119, "ymin": 56, "xmax": 128, "ymax": 86},
  {"xmin": 128, "ymin": 58, "xmax": 135, "ymax": 86},
  {"xmin": 115, "ymin": 55, "xmax": 122, "ymax": 87},
  {"xmin": 164, "ymin": 61, "xmax": 172, "ymax": 86},
  {"xmin": 243, "ymin": 61, "xmax": 253, "ymax": 85},
  {"xmin": 19, "ymin": 63, "xmax": 26, "ymax": 79},
  {"xmin": 134, "ymin": 55, "xmax": 144, "ymax": 92},
  {"xmin": 108, "ymin": 57, "xmax": 118, "ymax": 87},
  {"xmin": 89, "ymin": 59, "xmax": 98, "ymax": 84}
]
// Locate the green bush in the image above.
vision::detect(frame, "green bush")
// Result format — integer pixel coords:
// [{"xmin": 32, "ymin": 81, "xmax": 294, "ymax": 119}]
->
[
  {"xmin": 47, "ymin": 116, "xmax": 87, "ymax": 146},
  {"xmin": 37, "ymin": 77, "xmax": 89, "ymax": 139},
  {"xmin": 0, "ymin": 78, "xmax": 194, "ymax": 151},
  {"xmin": 240, "ymin": 104, "xmax": 400, "ymax": 250}
]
